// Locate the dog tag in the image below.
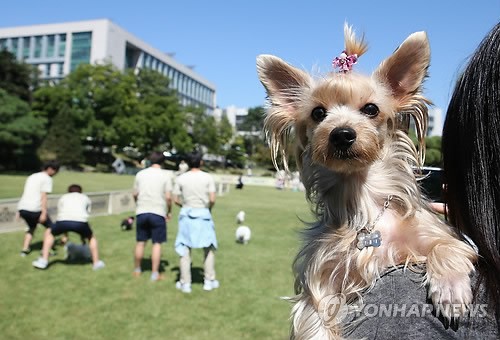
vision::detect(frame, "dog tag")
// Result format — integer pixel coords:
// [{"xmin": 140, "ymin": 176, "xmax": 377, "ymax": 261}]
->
[{"xmin": 356, "ymin": 230, "xmax": 382, "ymax": 250}]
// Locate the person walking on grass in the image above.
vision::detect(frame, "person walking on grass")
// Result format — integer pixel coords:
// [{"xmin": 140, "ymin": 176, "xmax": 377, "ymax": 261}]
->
[
  {"xmin": 173, "ymin": 152, "xmax": 219, "ymax": 293},
  {"xmin": 132, "ymin": 151, "xmax": 173, "ymax": 282},
  {"xmin": 17, "ymin": 160, "xmax": 60, "ymax": 257},
  {"xmin": 32, "ymin": 184, "xmax": 105, "ymax": 270}
]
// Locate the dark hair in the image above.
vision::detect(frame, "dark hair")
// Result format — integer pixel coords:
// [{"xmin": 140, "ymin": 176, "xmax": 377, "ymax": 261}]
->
[
  {"xmin": 68, "ymin": 184, "xmax": 82, "ymax": 193},
  {"xmin": 149, "ymin": 151, "xmax": 165, "ymax": 165},
  {"xmin": 442, "ymin": 22, "xmax": 500, "ymax": 328},
  {"xmin": 187, "ymin": 152, "xmax": 203, "ymax": 168},
  {"xmin": 43, "ymin": 160, "xmax": 60, "ymax": 172}
]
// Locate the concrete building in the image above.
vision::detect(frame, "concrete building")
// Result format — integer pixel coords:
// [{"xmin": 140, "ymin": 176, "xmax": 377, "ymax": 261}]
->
[
  {"xmin": 214, "ymin": 105, "xmax": 248, "ymax": 127},
  {"xmin": 0, "ymin": 19, "xmax": 216, "ymax": 114},
  {"xmin": 428, "ymin": 107, "xmax": 443, "ymax": 136}
]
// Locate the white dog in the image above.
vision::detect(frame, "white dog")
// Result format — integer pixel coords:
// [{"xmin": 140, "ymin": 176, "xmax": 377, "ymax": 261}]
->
[
  {"xmin": 236, "ymin": 210, "xmax": 245, "ymax": 224},
  {"xmin": 235, "ymin": 226, "xmax": 251, "ymax": 244}
]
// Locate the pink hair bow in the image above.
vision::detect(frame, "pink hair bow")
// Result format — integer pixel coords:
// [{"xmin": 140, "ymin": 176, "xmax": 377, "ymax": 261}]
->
[{"xmin": 332, "ymin": 51, "xmax": 358, "ymax": 72}]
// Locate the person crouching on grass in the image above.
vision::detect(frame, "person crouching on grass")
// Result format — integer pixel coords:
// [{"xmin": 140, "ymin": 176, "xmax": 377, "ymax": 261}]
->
[{"xmin": 32, "ymin": 184, "xmax": 105, "ymax": 270}]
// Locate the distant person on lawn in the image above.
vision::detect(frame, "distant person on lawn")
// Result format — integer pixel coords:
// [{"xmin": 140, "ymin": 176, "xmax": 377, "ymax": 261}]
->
[
  {"xmin": 32, "ymin": 184, "xmax": 105, "ymax": 270},
  {"xmin": 173, "ymin": 152, "xmax": 219, "ymax": 293},
  {"xmin": 17, "ymin": 160, "xmax": 60, "ymax": 257},
  {"xmin": 132, "ymin": 151, "xmax": 173, "ymax": 281}
]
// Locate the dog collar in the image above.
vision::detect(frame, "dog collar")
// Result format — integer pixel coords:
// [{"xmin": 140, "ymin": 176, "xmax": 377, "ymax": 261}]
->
[{"xmin": 356, "ymin": 195, "xmax": 393, "ymax": 250}]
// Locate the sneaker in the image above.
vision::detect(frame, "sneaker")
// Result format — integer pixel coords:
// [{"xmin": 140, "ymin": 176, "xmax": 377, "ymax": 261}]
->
[
  {"xmin": 175, "ymin": 281, "xmax": 192, "ymax": 293},
  {"xmin": 20, "ymin": 248, "xmax": 31, "ymax": 257},
  {"xmin": 150, "ymin": 272, "xmax": 164, "ymax": 282},
  {"xmin": 203, "ymin": 279, "xmax": 220, "ymax": 291},
  {"xmin": 92, "ymin": 260, "xmax": 106, "ymax": 271},
  {"xmin": 32, "ymin": 257, "xmax": 48, "ymax": 269},
  {"xmin": 132, "ymin": 268, "xmax": 142, "ymax": 278}
]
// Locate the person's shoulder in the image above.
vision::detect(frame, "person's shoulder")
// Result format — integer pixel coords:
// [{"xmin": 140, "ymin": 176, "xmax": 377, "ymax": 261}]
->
[
  {"xmin": 32, "ymin": 171, "xmax": 48, "ymax": 179},
  {"xmin": 201, "ymin": 170, "xmax": 215, "ymax": 178}
]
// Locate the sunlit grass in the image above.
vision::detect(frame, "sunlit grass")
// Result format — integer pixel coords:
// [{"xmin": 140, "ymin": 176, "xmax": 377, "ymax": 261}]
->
[{"xmin": 0, "ymin": 184, "xmax": 312, "ymax": 339}]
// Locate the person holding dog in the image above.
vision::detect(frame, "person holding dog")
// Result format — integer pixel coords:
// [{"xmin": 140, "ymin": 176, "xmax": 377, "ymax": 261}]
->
[
  {"xmin": 346, "ymin": 22, "xmax": 500, "ymax": 339},
  {"xmin": 173, "ymin": 151, "xmax": 219, "ymax": 293},
  {"xmin": 132, "ymin": 151, "xmax": 172, "ymax": 282},
  {"xmin": 32, "ymin": 184, "xmax": 105, "ymax": 270},
  {"xmin": 17, "ymin": 160, "xmax": 60, "ymax": 257}
]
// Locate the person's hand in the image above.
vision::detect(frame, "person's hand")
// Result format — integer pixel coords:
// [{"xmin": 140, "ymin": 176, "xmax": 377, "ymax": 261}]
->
[
  {"xmin": 430, "ymin": 202, "xmax": 447, "ymax": 215},
  {"xmin": 39, "ymin": 212, "xmax": 47, "ymax": 223},
  {"xmin": 166, "ymin": 212, "xmax": 172, "ymax": 222}
]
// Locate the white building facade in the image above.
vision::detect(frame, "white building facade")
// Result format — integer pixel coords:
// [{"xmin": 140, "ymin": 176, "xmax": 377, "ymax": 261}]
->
[{"xmin": 0, "ymin": 19, "xmax": 216, "ymax": 114}]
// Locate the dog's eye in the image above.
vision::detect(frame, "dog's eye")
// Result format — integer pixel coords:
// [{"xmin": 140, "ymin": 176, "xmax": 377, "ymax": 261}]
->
[
  {"xmin": 360, "ymin": 103, "xmax": 379, "ymax": 117},
  {"xmin": 311, "ymin": 106, "xmax": 327, "ymax": 122}
]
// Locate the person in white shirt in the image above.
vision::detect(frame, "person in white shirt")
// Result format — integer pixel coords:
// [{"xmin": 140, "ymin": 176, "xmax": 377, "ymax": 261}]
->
[
  {"xmin": 17, "ymin": 160, "xmax": 59, "ymax": 257},
  {"xmin": 173, "ymin": 152, "xmax": 219, "ymax": 293},
  {"xmin": 32, "ymin": 184, "xmax": 105, "ymax": 270},
  {"xmin": 132, "ymin": 152, "xmax": 173, "ymax": 282}
]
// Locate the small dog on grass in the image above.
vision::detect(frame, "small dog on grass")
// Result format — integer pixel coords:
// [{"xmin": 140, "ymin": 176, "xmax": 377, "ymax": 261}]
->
[
  {"xmin": 235, "ymin": 225, "xmax": 251, "ymax": 244},
  {"xmin": 235, "ymin": 211, "xmax": 251, "ymax": 244},
  {"xmin": 121, "ymin": 216, "xmax": 135, "ymax": 231},
  {"xmin": 257, "ymin": 24, "xmax": 477, "ymax": 339},
  {"xmin": 236, "ymin": 211, "xmax": 246, "ymax": 224}
]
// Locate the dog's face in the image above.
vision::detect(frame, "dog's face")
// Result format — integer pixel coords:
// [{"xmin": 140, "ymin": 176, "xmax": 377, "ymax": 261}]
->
[{"xmin": 257, "ymin": 28, "xmax": 430, "ymax": 174}]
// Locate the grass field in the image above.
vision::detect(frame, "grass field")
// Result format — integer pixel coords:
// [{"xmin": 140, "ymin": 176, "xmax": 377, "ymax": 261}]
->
[{"xmin": 0, "ymin": 179, "xmax": 312, "ymax": 340}]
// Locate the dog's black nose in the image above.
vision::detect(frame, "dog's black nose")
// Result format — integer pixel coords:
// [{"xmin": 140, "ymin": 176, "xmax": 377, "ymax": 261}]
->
[{"xmin": 329, "ymin": 127, "xmax": 356, "ymax": 149}]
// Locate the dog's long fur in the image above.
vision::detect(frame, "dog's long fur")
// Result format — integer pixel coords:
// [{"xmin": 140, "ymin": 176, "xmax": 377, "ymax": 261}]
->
[{"xmin": 257, "ymin": 25, "xmax": 477, "ymax": 339}]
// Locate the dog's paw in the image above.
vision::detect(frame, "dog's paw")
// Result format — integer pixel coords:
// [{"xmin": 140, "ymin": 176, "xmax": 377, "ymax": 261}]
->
[{"xmin": 427, "ymin": 273, "xmax": 472, "ymax": 320}]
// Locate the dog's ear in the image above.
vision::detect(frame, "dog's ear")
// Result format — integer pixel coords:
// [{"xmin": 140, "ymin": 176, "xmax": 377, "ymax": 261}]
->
[
  {"xmin": 257, "ymin": 55, "xmax": 311, "ymax": 107},
  {"xmin": 374, "ymin": 32, "xmax": 430, "ymax": 100},
  {"xmin": 374, "ymin": 32, "xmax": 430, "ymax": 165},
  {"xmin": 257, "ymin": 55, "xmax": 311, "ymax": 170}
]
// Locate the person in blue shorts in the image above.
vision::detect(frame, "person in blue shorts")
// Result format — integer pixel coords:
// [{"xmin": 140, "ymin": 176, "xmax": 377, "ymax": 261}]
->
[
  {"xmin": 32, "ymin": 184, "xmax": 105, "ymax": 270},
  {"xmin": 132, "ymin": 151, "xmax": 173, "ymax": 282},
  {"xmin": 17, "ymin": 160, "xmax": 59, "ymax": 256}
]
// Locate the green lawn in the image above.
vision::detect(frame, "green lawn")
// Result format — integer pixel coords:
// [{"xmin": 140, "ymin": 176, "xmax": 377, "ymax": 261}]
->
[{"xmin": 0, "ymin": 183, "xmax": 312, "ymax": 340}]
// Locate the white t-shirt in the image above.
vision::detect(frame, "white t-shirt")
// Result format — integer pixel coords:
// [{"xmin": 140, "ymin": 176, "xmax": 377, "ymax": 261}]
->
[
  {"xmin": 173, "ymin": 170, "xmax": 216, "ymax": 209},
  {"xmin": 134, "ymin": 167, "xmax": 172, "ymax": 216},
  {"xmin": 57, "ymin": 192, "xmax": 91, "ymax": 222},
  {"xmin": 17, "ymin": 171, "xmax": 53, "ymax": 212}
]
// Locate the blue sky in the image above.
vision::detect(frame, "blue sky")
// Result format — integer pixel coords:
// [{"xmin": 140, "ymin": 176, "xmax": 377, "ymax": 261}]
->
[{"xmin": 2, "ymin": 1, "xmax": 499, "ymax": 118}]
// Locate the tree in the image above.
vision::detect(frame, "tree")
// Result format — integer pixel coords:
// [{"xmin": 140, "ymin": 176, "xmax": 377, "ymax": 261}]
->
[
  {"xmin": 217, "ymin": 113, "xmax": 234, "ymax": 150},
  {"xmin": 424, "ymin": 135, "xmax": 442, "ymax": 167},
  {"xmin": 38, "ymin": 105, "xmax": 84, "ymax": 167},
  {"xmin": 0, "ymin": 89, "xmax": 46, "ymax": 169},
  {"xmin": 189, "ymin": 106, "xmax": 219, "ymax": 153},
  {"xmin": 0, "ymin": 50, "xmax": 39, "ymax": 102},
  {"xmin": 408, "ymin": 126, "xmax": 442, "ymax": 167},
  {"xmin": 131, "ymin": 69, "xmax": 192, "ymax": 153},
  {"xmin": 239, "ymin": 106, "xmax": 265, "ymax": 132},
  {"xmin": 32, "ymin": 65, "xmax": 192, "ymax": 159}
]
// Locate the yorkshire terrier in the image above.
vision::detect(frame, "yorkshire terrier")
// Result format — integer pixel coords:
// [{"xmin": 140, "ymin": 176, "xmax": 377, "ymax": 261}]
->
[{"xmin": 257, "ymin": 24, "xmax": 477, "ymax": 339}]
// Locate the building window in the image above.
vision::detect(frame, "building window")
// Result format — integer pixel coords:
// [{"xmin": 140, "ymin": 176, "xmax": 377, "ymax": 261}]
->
[
  {"xmin": 142, "ymin": 54, "xmax": 149, "ymax": 68},
  {"xmin": 58, "ymin": 63, "xmax": 64, "ymax": 76},
  {"xmin": 10, "ymin": 38, "xmax": 19, "ymax": 57},
  {"xmin": 47, "ymin": 35, "xmax": 55, "ymax": 58},
  {"xmin": 70, "ymin": 32, "xmax": 92, "ymax": 71},
  {"xmin": 0, "ymin": 39, "xmax": 6, "ymax": 51},
  {"xmin": 21, "ymin": 37, "xmax": 30, "ymax": 59},
  {"xmin": 34, "ymin": 36, "xmax": 43, "ymax": 58},
  {"xmin": 58, "ymin": 34, "xmax": 66, "ymax": 57}
]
